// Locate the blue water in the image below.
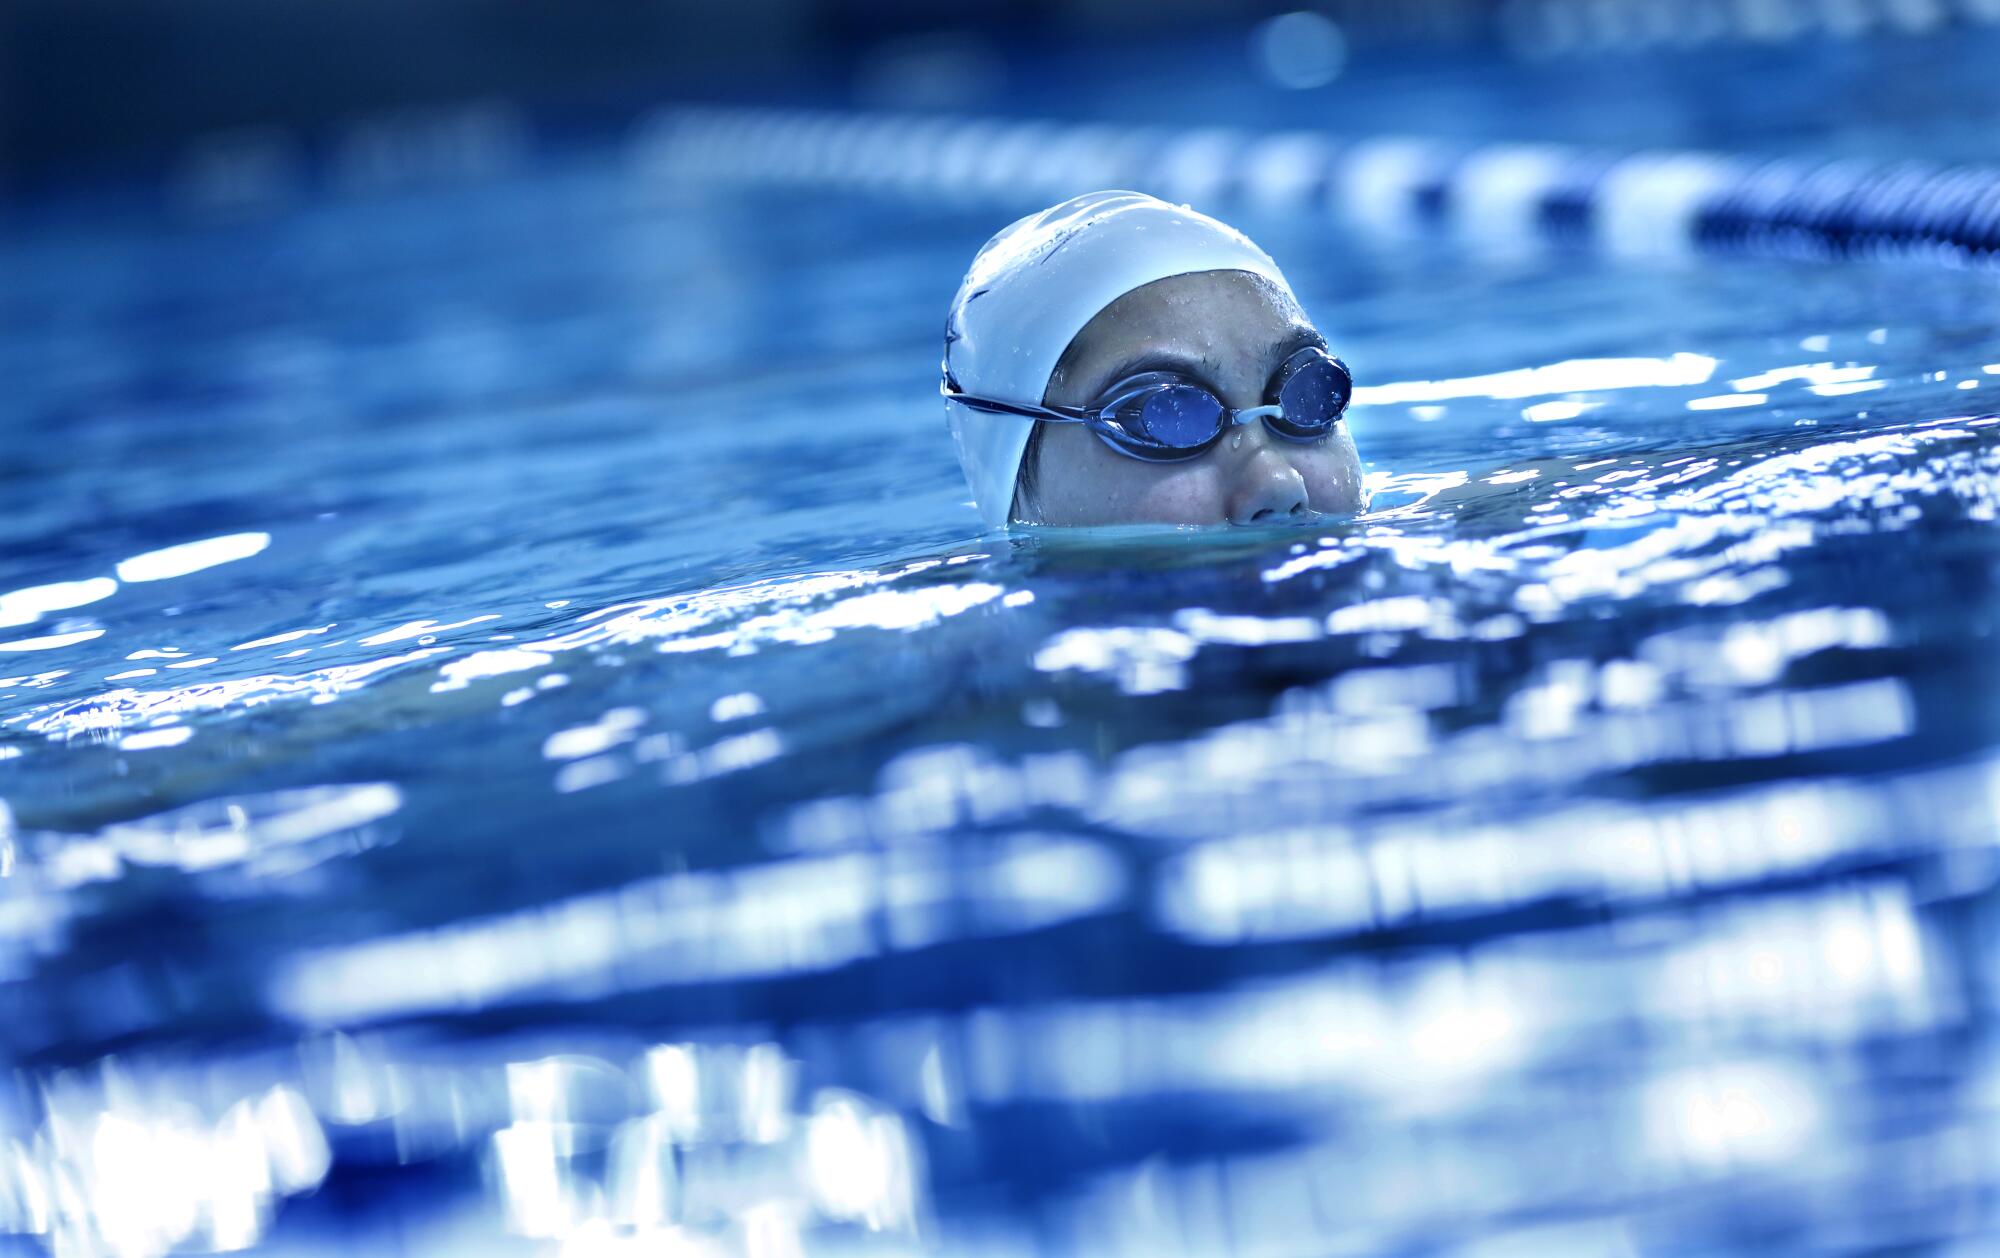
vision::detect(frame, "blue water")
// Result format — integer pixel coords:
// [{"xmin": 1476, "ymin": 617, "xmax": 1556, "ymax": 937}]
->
[{"xmin": 6, "ymin": 63, "xmax": 2000, "ymax": 1256}]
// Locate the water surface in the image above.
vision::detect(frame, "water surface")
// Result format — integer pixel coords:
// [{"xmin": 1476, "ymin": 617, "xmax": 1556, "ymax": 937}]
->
[{"xmin": 3, "ymin": 142, "xmax": 2000, "ymax": 1255}]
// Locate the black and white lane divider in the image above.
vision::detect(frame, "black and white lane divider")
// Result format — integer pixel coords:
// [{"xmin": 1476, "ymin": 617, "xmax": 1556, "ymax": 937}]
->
[{"xmin": 637, "ymin": 105, "xmax": 2000, "ymax": 267}]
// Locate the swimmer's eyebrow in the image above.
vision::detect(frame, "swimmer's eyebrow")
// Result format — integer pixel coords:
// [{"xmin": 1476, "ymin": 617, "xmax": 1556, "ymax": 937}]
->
[
  {"xmin": 1283, "ymin": 326, "xmax": 1331, "ymax": 355},
  {"xmin": 1095, "ymin": 348, "xmax": 1225, "ymax": 392},
  {"xmin": 1094, "ymin": 326, "xmax": 1329, "ymax": 397}
]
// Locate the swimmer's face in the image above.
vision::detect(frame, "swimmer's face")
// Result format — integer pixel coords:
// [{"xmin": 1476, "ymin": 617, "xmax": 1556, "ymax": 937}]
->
[{"xmin": 1017, "ymin": 270, "xmax": 1366, "ymax": 527}]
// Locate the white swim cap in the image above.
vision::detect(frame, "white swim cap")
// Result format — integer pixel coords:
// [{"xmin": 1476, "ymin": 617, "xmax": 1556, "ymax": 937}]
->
[{"xmin": 942, "ymin": 190, "xmax": 1297, "ymax": 529}]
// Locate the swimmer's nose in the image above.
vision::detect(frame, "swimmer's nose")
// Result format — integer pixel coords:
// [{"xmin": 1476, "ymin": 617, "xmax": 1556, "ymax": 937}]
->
[{"xmin": 1226, "ymin": 453, "xmax": 1309, "ymax": 525}]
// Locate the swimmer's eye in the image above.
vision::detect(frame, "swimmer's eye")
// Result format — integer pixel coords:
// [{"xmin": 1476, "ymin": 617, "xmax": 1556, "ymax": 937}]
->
[
  {"xmin": 1093, "ymin": 370, "xmax": 1200, "ymax": 406},
  {"xmin": 1065, "ymin": 352, "xmax": 1352, "ymax": 462},
  {"xmin": 1094, "ymin": 378, "xmax": 1228, "ymax": 460},
  {"xmin": 1264, "ymin": 347, "xmax": 1352, "ymax": 441}
]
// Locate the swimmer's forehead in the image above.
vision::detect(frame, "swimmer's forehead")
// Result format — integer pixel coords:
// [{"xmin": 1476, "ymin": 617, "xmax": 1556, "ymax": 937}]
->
[
  {"xmin": 1055, "ymin": 270, "xmax": 1324, "ymax": 394},
  {"xmin": 947, "ymin": 195, "xmax": 1297, "ymax": 390},
  {"xmin": 1086, "ymin": 269, "xmax": 1309, "ymax": 330}
]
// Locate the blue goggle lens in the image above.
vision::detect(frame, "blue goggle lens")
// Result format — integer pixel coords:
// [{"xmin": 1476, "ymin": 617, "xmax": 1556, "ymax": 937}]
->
[
  {"xmin": 1104, "ymin": 384, "xmax": 1225, "ymax": 457},
  {"xmin": 1140, "ymin": 385, "xmax": 1226, "ymax": 448},
  {"xmin": 1092, "ymin": 350, "xmax": 1350, "ymax": 459},
  {"xmin": 1269, "ymin": 350, "xmax": 1353, "ymax": 439}
]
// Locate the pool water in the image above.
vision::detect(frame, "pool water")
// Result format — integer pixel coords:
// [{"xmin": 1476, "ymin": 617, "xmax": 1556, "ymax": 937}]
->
[{"xmin": 5, "ymin": 109, "xmax": 2000, "ymax": 1255}]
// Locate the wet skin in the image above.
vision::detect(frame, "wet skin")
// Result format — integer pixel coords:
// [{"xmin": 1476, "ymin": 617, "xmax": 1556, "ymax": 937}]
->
[{"xmin": 1015, "ymin": 270, "xmax": 1367, "ymax": 527}]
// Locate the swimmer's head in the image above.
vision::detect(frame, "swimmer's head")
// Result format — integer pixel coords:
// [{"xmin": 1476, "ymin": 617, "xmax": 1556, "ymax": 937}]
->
[{"xmin": 942, "ymin": 190, "xmax": 1366, "ymax": 529}]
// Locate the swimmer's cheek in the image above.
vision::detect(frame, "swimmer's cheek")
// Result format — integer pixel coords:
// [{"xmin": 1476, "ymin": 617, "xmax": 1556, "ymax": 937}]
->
[{"xmin": 1298, "ymin": 432, "xmax": 1366, "ymax": 515}]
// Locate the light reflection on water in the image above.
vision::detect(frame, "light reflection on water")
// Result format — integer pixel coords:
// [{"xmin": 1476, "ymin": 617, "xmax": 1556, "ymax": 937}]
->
[{"xmin": 5, "ymin": 143, "xmax": 2000, "ymax": 1258}]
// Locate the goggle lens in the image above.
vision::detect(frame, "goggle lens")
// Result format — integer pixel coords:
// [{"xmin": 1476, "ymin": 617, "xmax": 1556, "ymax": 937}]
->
[
  {"xmin": 1106, "ymin": 383, "xmax": 1226, "ymax": 457},
  {"xmin": 1140, "ymin": 385, "xmax": 1226, "ymax": 448},
  {"xmin": 1270, "ymin": 349, "xmax": 1352, "ymax": 439},
  {"xmin": 1087, "ymin": 349, "xmax": 1350, "ymax": 460}
]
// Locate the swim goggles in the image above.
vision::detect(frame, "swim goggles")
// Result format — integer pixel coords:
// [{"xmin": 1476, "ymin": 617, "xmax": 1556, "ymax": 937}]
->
[{"xmin": 941, "ymin": 346, "xmax": 1352, "ymax": 463}]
